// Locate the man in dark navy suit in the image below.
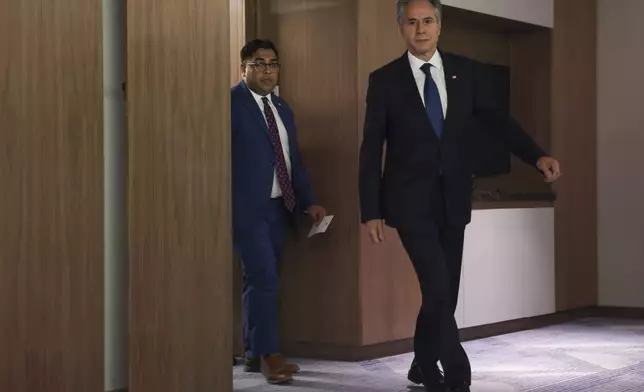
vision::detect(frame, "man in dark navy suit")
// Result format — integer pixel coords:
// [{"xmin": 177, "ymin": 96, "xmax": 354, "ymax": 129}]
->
[
  {"xmin": 359, "ymin": 1, "xmax": 561, "ymax": 391},
  {"xmin": 231, "ymin": 39, "xmax": 326, "ymax": 385}
]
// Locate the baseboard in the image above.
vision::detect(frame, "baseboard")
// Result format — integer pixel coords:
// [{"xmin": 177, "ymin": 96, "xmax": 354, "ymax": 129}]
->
[
  {"xmin": 283, "ymin": 306, "xmax": 644, "ymax": 361},
  {"xmin": 459, "ymin": 306, "xmax": 596, "ymax": 342},
  {"xmin": 593, "ymin": 305, "xmax": 644, "ymax": 319},
  {"xmin": 282, "ymin": 338, "xmax": 413, "ymax": 362}
]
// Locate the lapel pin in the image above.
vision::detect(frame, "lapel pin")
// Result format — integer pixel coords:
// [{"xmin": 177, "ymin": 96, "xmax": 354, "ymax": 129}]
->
[{"xmin": 452, "ymin": 75, "xmax": 457, "ymax": 79}]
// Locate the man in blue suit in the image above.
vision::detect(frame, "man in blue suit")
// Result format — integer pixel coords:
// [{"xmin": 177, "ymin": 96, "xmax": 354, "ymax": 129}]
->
[{"xmin": 231, "ymin": 39, "xmax": 326, "ymax": 385}]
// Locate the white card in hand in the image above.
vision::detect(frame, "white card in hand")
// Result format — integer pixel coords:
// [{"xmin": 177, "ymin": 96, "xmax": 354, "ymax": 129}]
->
[{"xmin": 308, "ymin": 215, "xmax": 334, "ymax": 238}]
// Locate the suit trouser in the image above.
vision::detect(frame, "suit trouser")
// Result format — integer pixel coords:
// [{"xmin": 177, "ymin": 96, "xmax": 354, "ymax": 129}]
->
[
  {"xmin": 398, "ymin": 223, "xmax": 471, "ymax": 383},
  {"xmin": 233, "ymin": 198, "xmax": 289, "ymax": 358},
  {"xmin": 397, "ymin": 178, "xmax": 472, "ymax": 383}
]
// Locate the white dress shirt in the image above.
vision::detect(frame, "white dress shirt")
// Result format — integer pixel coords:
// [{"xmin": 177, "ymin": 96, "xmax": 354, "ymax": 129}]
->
[
  {"xmin": 408, "ymin": 50, "xmax": 448, "ymax": 117},
  {"xmin": 249, "ymin": 89, "xmax": 292, "ymax": 198}
]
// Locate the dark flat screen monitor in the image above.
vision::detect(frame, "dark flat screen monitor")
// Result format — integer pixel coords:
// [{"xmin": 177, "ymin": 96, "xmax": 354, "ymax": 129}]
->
[{"xmin": 470, "ymin": 62, "xmax": 512, "ymax": 178}]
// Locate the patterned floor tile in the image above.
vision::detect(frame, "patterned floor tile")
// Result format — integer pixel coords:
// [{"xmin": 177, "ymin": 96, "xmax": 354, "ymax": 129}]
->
[{"xmin": 233, "ymin": 318, "xmax": 644, "ymax": 392}]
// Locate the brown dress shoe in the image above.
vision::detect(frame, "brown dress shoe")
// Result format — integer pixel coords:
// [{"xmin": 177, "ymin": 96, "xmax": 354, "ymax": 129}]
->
[
  {"xmin": 272, "ymin": 353, "xmax": 301, "ymax": 374},
  {"xmin": 246, "ymin": 354, "xmax": 300, "ymax": 374},
  {"xmin": 261, "ymin": 355, "xmax": 293, "ymax": 384}
]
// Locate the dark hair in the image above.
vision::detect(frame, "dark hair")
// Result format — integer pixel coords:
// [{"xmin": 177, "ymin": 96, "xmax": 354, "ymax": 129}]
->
[
  {"xmin": 240, "ymin": 39, "xmax": 279, "ymax": 62},
  {"xmin": 397, "ymin": 0, "xmax": 442, "ymax": 24}
]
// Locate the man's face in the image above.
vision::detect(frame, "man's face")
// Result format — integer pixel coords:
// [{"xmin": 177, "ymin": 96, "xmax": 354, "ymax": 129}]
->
[
  {"xmin": 241, "ymin": 48, "xmax": 280, "ymax": 96},
  {"xmin": 400, "ymin": 0, "xmax": 441, "ymax": 58}
]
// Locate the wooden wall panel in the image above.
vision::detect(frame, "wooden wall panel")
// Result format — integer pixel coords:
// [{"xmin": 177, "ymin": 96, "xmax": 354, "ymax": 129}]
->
[
  {"xmin": 440, "ymin": 10, "xmax": 510, "ymax": 66},
  {"xmin": 356, "ymin": 0, "xmax": 419, "ymax": 347},
  {"xmin": 126, "ymin": 0, "xmax": 232, "ymax": 390},
  {"xmin": 0, "ymin": 0, "xmax": 104, "ymax": 391},
  {"xmin": 230, "ymin": 0, "xmax": 245, "ymax": 86},
  {"xmin": 552, "ymin": 0, "xmax": 598, "ymax": 310},
  {"xmin": 245, "ymin": 0, "xmax": 259, "ymax": 41},
  {"xmin": 511, "ymin": 32, "xmax": 552, "ymax": 153},
  {"xmin": 254, "ymin": 0, "xmax": 362, "ymax": 350},
  {"xmin": 509, "ymin": 31, "xmax": 552, "ymax": 176}
]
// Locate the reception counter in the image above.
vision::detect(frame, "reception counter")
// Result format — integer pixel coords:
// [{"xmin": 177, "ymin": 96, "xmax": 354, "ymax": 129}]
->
[{"xmin": 457, "ymin": 206, "xmax": 555, "ymax": 329}]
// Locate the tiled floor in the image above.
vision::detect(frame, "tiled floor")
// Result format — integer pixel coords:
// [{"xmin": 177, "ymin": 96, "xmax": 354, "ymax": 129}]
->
[{"xmin": 233, "ymin": 318, "xmax": 644, "ymax": 391}]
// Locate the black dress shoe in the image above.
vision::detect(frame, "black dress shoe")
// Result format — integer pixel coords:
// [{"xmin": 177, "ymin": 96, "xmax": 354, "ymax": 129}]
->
[
  {"xmin": 407, "ymin": 360, "xmax": 445, "ymax": 387},
  {"xmin": 407, "ymin": 361, "xmax": 424, "ymax": 384}
]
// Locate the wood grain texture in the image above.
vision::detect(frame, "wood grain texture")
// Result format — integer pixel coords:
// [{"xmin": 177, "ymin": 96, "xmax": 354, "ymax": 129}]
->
[
  {"xmin": 255, "ymin": 0, "xmax": 362, "ymax": 348},
  {"xmin": 510, "ymin": 31, "xmax": 552, "ymax": 154},
  {"xmin": 552, "ymin": 0, "xmax": 598, "ymax": 310},
  {"xmin": 510, "ymin": 30, "xmax": 552, "ymax": 158},
  {"xmin": 245, "ymin": 0, "xmax": 259, "ymax": 42},
  {"xmin": 126, "ymin": 0, "xmax": 232, "ymax": 390},
  {"xmin": 0, "ymin": 0, "xmax": 104, "ymax": 391},
  {"xmin": 356, "ymin": 0, "xmax": 420, "ymax": 347},
  {"xmin": 230, "ymin": 0, "xmax": 245, "ymax": 86},
  {"xmin": 355, "ymin": 0, "xmax": 418, "ymax": 340}
]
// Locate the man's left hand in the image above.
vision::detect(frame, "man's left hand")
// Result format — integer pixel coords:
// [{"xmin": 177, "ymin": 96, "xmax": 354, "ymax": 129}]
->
[
  {"xmin": 536, "ymin": 156, "xmax": 562, "ymax": 183},
  {"xmin": 307, "ymin": 205, "xmax": 326, "ymax": 225}
]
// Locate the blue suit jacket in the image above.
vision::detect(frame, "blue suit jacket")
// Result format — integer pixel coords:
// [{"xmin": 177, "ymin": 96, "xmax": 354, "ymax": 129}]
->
[{"xmin": 231, "ymin": 81, "xmax": 316, "ymax": 228}]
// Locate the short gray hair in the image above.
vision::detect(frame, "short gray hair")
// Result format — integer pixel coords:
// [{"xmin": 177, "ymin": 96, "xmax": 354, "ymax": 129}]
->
[{"xmin": 397, "ymin": 0, "xmax": 442, "ymax": 25}]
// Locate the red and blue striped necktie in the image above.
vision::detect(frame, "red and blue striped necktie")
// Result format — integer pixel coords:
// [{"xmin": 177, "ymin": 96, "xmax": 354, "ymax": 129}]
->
[{"xmin": 262, "ymin": 97, "xmax": 296, "ymax": 212}]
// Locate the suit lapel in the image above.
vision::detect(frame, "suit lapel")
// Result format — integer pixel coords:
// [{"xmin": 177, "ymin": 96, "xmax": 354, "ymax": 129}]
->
[
  {"xmin": 272, "ymin": 95, "xmax": 292, "ymax": 134},
  {"xmin": 396, "ymin": 53, "xmax": 439, "ymax": 141},
  {"xmin": 396, "ymin": 54, "xmax": 427, "ymax": 115},
  {"xmin": 240, "ymin": 81, "xmax": 271, "ymax": 140},
  {"xmin": 272, "ymin": 95, "xmax": 297, "ymax": 155}
]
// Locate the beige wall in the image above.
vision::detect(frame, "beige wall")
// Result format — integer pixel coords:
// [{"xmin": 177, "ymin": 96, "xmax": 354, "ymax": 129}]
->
[
  {"xmin": 443, "ymin": 0, "xmax": 553, "ymax": 28},
  {"xmin": 597, "ymin": 0, "xmax": 644, "ymax": 308}
]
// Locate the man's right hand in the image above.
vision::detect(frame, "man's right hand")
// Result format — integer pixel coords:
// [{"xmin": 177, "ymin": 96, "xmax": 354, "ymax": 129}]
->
[{"xmin": 365, "ymin": 219, "xmax": 385, "ymax": 244}]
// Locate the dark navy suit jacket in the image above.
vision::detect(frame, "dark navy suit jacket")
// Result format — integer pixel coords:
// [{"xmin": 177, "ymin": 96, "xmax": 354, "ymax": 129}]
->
[
  {"xmin": 359, "ymin": 52, "xmax": 546, "ymax": 229},
  {"xmin": 231, "ymin": 81, "xmax": 316, "ymax": 229}
]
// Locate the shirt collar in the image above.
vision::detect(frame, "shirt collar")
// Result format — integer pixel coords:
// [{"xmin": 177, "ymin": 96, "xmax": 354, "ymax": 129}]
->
[
  {"xmin": 408, "ymin": 50, "xmax": 443, "ymax": 72},
  {"xmin": 248, "ymin": 85, "xmax": 272, "ymax": 107}
]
